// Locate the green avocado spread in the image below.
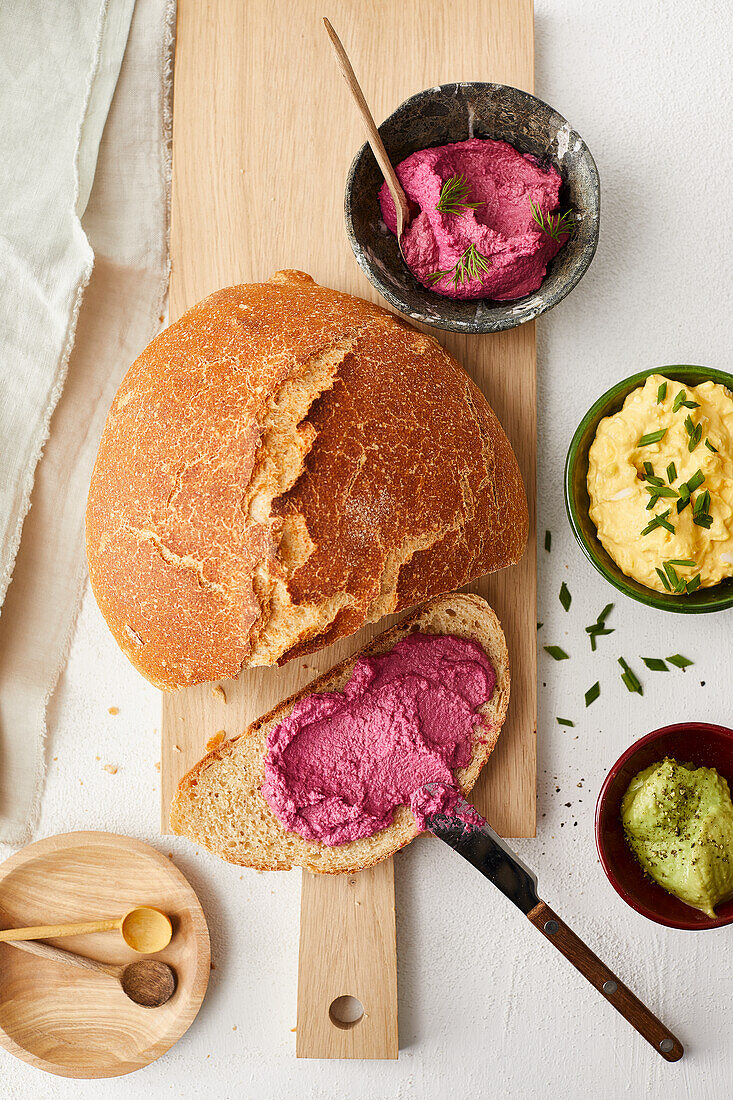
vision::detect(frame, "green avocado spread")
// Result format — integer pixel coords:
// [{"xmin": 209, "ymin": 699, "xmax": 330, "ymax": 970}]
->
[{"xmin": 621, "ymin": 757, "xmax": 733, "ymax": 917}]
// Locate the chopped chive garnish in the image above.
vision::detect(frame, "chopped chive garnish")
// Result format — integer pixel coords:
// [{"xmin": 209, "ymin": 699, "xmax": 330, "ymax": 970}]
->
[
  {"xmin": 686, "ymin": 470, "xmax": 705, "ymax": 493},
  {"xmin": 619, "ymin": 658, "xmax": 643, "ymax": 694},
  {"xmin": 668, "ymin": 654, "xmax": 693, "ymax": 669},
  {"xmin": 663, "ymin": 562, "xmax": 680, "ymax": 587},
  {"xmin": 584, "ymin": 681, "xmax": 600, "ymax": 707},
  {"xmin": 705, "ymin": 438, "xmax": 718, "ymax": 453},
  {"xmin": 656, "ymin": 567, "xmax": 672, "ymax": 591},
  {"xmin": 666, "ymin": 558, "xmax": 696, "ymax": 567},
  {"xmin": 638, "ymin": 429, "xmax": 667, "ymax": 447},
  {"xmin": 598, "ymin": 603, "xmax": 614, "ymax": 622},
  {"xmin": 544, "ymin": 645, "xmax": 569, "ymax": 661},
  {"xmin": 666, "ymin": 461, "xmax": 677, "ymax": 483},
  {"xmin": 693, "ymin": 513, "xmax": 713, "ymax": 529},
  {"xmin": 676, "ymin": 484, "xmax": 691, "ymax": 513},
  {"xmin": 656, "ymin": 382, "xmax": 667, "ymax": 404},
  {"xmin": 642, "ymin": 657, "xmax": 669, "ymax": 671},
  {"xmin": 672, "ymin": 389, "xmax": 700, "ymax": 413},
  {"xmin": 559, "ymin": 582, "xmax": 571, "ymax": 611},
  {"xmin": 644, "ymin": 474, "xmax": 665, "ymax": 487},
  {"xmin": 644, "ymin": 484, "xmax": 677, "ymax": 499},
  {"xmin": 537, "ymin": 622, "xmax": 543, "ymax": 630},
  {"xmin": 556, "ymin": 717, "xmax": 575, "ymax": 727},
  {"xmin": 685, "ymin": 573, "xmax": 702, "ymax": 593},
  {"xmin": 641, "ymin": 508, "xmax": 674, "ymax": 536},
  {"xmin": 684, "ymin": 415, "xmax": 703, "ymax": 451},
  {"xmin": 544, "ymin": 530, "xmax": 551, "ymax": 552},
  {"xmin": 643, "ymin": 461, "xmax": 655, "ymax": 477}
]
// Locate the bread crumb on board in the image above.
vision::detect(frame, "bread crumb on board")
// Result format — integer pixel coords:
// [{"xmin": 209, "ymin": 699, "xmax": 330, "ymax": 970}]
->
[
  {"xmin": 211, "ymin": 684, "xmax": 227, "ymax": 704},
  {"xmin": 103, "ymin": 764, "xmax": 118, "ymax": 775},
  {"xmin": 206, "ymin": 730, "xmax": 226, "ymax": 751},
  {"xmin": 108, "ymin": 706, "xmax": 119, "ymax": 715}
]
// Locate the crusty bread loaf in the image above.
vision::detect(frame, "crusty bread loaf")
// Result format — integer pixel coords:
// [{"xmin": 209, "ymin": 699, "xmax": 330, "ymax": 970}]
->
[
  {"xmin": 86, "ymin": 270, "xmax": 527, "ymax": 690},
  {"xmin": 170, "ymin": 593, "xmax": 509, "ymax": 874}
]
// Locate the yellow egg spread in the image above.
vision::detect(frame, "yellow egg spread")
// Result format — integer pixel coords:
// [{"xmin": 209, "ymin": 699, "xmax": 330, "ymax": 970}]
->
[{"xmin": 588, "ymin": 374, "xmax": 733, "ymax": 593}]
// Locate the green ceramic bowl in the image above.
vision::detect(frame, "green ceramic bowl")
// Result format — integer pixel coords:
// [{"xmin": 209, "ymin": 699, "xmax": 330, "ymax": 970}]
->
[{"xmin": 565, "ymin": 364, "xmax": 733, "ymax": 614}]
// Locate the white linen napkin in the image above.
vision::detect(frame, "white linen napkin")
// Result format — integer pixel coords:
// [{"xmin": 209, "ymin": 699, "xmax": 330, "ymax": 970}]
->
[{"xmin": 0, "ymin": 0, "xmax": 174, "ymax": 844}]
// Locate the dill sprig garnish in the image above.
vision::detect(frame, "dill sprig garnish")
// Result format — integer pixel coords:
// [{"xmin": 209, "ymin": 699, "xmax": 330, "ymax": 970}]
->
[
  {"xmin": 428, "ymin": 243, "xmax": 492, "ymax": 289},
  {"xmin": 435, "ymin": 174, "xmax": 484, "ymax": 216},
  {"xmin": 529, "ymin": 197, "xmax": 574, "ymax": 243}
]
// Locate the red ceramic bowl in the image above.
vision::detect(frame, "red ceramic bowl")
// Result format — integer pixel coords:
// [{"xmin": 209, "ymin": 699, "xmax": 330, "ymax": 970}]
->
[{"xmin": 596, "ymin": 723, "xmax": 733, "ymax": 930}]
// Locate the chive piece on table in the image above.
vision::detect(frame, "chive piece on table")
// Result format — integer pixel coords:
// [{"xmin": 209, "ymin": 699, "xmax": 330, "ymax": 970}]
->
[
  {"xmin": 619, "ymin": 657, "xmax": 643, "ymax": 694},
  {"xmin": 668, "ymin": 653, "xmax": 694, "ymax": 669},
  {"xmin": 537, "ymin": 622, "xmax": 543, "ymax": 630},
  {"xmin": 584, "ymin": 682, "xmax": 600, "ymax": 707},
  {"xmin": 642, "ymin": 657, "xmax": 669, "ymax": 671},
  {"xmin": 638, "ymin": 429, "xmax": 667, "ymax": 447},
  {"xmin": 544, "ymin": 645, "xmax": 569, "ymax": 661},
  {"xmin": 559, "ymin": 582, "xmax": 571, "ymax": 611},
  {"xmin": 544, "ymin": 530, "xmax": 551, "ymax": 552},
  {"xmin": 556, "ymin": 717, "xmax": 575, "ymax": 727}
]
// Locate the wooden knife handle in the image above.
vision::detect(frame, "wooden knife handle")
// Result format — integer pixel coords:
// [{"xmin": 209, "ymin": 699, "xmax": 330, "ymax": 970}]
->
[{"xmin": 527, "ymin": 900, "xmax": 683, "ymax": 1062}]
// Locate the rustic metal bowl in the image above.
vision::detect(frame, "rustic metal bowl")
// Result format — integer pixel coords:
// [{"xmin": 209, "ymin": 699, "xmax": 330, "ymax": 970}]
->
[{"xmin": 344, "ymin": 82, "xmax": 600, "ymax": 334}]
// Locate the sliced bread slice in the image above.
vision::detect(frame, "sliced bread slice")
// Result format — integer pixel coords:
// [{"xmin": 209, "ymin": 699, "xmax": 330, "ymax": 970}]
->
[{"xmin": 170, "ymin": 592, "xmax": 509, "ymax": 874}]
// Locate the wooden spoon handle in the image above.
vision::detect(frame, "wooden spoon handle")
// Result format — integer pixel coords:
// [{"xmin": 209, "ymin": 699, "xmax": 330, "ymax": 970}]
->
[
  {"xmin": 527, "ymin": 901, "xmax": 683, "ymax": 1062},
  {"xmin": 5, "ymin": 937, "xmax": 121, "ymax": 978},
  {"xmin": 0, "ymin": 917, "xmax": 120, "ymax": 942},
  {"xmin": 322, "ymin": 18, "xmax": 411, "ymax": 228}
]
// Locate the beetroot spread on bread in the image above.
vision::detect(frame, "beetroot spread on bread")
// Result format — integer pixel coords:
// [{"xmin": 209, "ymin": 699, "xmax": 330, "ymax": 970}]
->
[
  {"xmin": 86, "ymin": 271, "xmax": 527, "ymax": 690},
  {"xmin": 261, "ymin": 633, "xmax": 495, "ymax": 845},
  {"xmin": 170, "ymin": 594, "xmax": 510, "ymax": 874}
]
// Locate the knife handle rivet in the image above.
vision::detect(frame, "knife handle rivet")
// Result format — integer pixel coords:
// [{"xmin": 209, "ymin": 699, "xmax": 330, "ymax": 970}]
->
[
  {"xmin": 602, "ymin": 980, "xmax": 617, "ymax": 995},
  {"xmin": 660, "ymin": 1038, "xmax": 675, "ymax": 1053},
  {"xmin": 544, "ymin": 920, "xmax": 559, "ymax": 935}
]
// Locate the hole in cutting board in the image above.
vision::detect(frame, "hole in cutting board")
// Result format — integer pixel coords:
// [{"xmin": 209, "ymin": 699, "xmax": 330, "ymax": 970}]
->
[{"xmin": 328, "ymin": 995, "xmax": 364, "ymax": 1029}]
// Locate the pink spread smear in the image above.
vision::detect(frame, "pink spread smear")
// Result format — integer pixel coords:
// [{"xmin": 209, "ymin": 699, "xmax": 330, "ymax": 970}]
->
[
  {"xmin": 379, "ymin": 137, "xmax": 566, "ymax": 300},
  {"xmin": 261, "ymin": 633, "xmax": 495, "ymax": 845},
  {"xmin": 409, "ymin": 782, "xmax": 487, "ymax": 832}
]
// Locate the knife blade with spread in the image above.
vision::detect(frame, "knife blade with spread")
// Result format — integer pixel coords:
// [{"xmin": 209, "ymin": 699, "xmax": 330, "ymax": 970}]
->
[{"xmin": 423, "ymin": 788, "xmax": 684, "ymax": 1062}]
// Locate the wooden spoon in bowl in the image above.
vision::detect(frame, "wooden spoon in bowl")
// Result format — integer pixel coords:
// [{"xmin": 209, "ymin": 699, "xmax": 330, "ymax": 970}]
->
[
  {"xmin": 323, "ymin": 18, "xmax": 415, "ymax": 261},
  {"xmin": 0, "ymin": 905, "xmax": 172, "ymax": 953},
  {"xmin": 6, "ymin": 937, "xmax": 177, "ymax": 1008}
]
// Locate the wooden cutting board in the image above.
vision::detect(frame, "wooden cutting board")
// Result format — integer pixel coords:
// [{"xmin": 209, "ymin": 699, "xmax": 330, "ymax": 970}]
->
[
  {"xmin": 0, "ymin": 832, "xmax": 210, "ymax": 1078},
  {"xmin": 165, "ymin": 0, "xmax": 535, "ymax": 1059}
]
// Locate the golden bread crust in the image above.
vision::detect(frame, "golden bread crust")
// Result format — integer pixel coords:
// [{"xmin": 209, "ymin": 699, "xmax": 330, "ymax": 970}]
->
[{"xmin": 86, "ymin": 272, "xmax": 527, "ymax": 689}]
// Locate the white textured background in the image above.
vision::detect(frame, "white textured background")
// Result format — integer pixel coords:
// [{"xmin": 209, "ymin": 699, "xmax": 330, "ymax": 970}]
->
[{"xmin": 3, "ymin": 1, "xmax": 732, "ymax": 1097}]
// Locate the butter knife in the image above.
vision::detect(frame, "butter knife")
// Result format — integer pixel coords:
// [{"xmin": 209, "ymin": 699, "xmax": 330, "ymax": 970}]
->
[{"xmin": 424, "ymin": 792, "xmax": 684, "ymax": 1062}]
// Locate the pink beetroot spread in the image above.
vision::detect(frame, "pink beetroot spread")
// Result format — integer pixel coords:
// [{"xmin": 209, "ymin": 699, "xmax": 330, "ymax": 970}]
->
[
  {"xmin": 261, "ymin": 633, "xmax": 495, "ymax": 845},
  {"xmin": 379, "ymin": 137, "xmax": 566, "ymax": 300}
]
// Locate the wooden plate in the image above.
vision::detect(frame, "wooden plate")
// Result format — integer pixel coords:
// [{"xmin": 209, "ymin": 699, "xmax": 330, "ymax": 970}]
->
[{"xmin": 0, "ymin": 831, "xmax": 210, "ymax": 1078}]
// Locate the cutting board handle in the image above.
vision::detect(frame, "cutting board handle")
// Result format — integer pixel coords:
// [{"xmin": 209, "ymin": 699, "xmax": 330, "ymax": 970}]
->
[
  {"xmin": 296, "ymin": 861, "xmax": 398, "ymax": 1059},
  {"xmin": 527, "ymin": 901, "xmax": 683, "ymax": 1061}
]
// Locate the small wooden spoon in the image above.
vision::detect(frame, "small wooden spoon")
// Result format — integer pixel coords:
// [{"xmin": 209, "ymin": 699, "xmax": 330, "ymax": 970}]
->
[
  {"xmin": 0, "ymin": 905, "xmax": 172, "ymax": 953},
  {"xmin": 323, "ymin": 18, "xmax": 415, "ymax": 261},
  {"xmin": 7, "ymin": 937, "xmax": 177, "ymax": 1008}
]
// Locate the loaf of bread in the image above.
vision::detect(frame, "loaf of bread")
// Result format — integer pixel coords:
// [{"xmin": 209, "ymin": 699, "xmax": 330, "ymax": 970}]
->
[
  {"xmin": 86, "ymin": 271, "xmax": 527, "ymax": 690},
  {"xmin": 170, "ymin": 593, "xmax": 509, "ymax": 874}
]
